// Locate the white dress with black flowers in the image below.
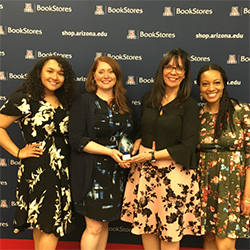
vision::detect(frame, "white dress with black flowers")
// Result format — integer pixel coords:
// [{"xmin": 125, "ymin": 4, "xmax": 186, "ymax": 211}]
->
[{"xmin": 0, "ymin": 92, "xmax": 74, "ymax": 237}]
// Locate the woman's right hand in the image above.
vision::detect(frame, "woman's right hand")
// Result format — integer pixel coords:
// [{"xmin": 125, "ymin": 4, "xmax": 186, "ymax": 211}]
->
[
  {"xmin": 18, "ymin": 143, "xmax": 44, "ymax": 159},
  {"xmin": 109, "ymin": 148, "xmax": 123, "ymax": 163}
]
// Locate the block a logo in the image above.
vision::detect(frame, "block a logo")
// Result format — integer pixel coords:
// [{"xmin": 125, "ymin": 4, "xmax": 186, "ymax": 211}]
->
[
  {"xmin": 0, "ymin": 72, "xmax": 6, "ymax": 80},
  {"xmin": 24, "ymin": 3, "xmax": 34, "ymax": 13},
  {"xmin": 163, "ymin": 7, "xmax": 173, "ymax": 16},
  {"xmin": 0, "ymin": 200, "xmax": 8, "ymax": 208},
  {"xmin": 227, "ymin": 55, "xmax": 237, "ymax": 64},
  {"xmin": 0, "ymin": 158, "xmax": 7, "ymax": 166},
  {"xmin": 127, "ymin": 30, "xmax": 136, "ymax": 39},
  {"xmin": 0, "ymin": 25, "xmax": 5, "ymax": 35},
  {"xmin": 94, "ymin": 52, "xmax": 102, "ymax": 60},
  {"xmin": 126, "ymin": 76, "xmax": 136, "ymax": 85},
  {"xmin": 229, "ymin": 6, "xmax": 240, "ymax": 16},
  {"xmin": 25, "ymin": 50, "xmax": 35, "ymax": 59},
  {"xmin": 95, "ymin": 5, "xmax": 105, "ymax": 15}
]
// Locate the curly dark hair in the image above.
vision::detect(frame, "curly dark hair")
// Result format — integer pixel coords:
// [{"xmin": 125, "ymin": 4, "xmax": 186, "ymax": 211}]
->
[
  {"xmin": 85, "ymin": 56, "xmax": 130, "ymax": 114},
  {"xmin": 14, "ymin": 55, "xmax": 78, "ymax": 111},
  {"xmin": 147, "ymin": 48, "xmax": 191, "ymax": 109},
  {"xmin": 196, "ymin": 64, "xmax": 236, "ymax": 139}
]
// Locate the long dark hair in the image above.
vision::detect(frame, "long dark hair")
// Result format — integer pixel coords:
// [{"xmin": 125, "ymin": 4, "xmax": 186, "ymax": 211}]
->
[
  {"xmin": 196, "ymin": 64, "xmax": 236, "ymax": 139},
  {"xmin": 147, "ymin": 48, "xmax": 191, "ymax": 109},
  {"xmin": 85, "ymin": 56, "xmax": 130, "ymax": 114},
  {"xmin": 14, "ymin": 55, "xmax": 78, "ymax": 111}
]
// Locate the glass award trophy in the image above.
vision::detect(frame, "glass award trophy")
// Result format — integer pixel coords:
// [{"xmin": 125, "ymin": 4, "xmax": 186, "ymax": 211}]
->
[{"xmin": 118, "ymin": 134, "xmax": 134, "ymax": 160}]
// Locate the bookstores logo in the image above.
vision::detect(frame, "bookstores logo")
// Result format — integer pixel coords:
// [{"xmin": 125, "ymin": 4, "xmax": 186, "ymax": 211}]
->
[
  {"xmin": 126, "ymin": 76, "xmax": 154, "ymax": 85},
  {"xmin": 163, "ymin": 6, "xmax": 213, "ymax": 16},
  {"xmin": 24, "ymin": 3, "xmax": 72, "ymax": 13},
  {"xmin": 127, "ymin": 30, "xmax": 175, "ymax": 39},
  {"xmin": 94, "ymin": 5, "xmax": 143, "ymax": 15}
]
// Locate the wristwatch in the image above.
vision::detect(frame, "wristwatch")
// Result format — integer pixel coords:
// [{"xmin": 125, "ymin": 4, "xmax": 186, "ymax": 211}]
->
[{"xmin": 150, "ymin": 151, "xmax": 156, "ymax": 163}]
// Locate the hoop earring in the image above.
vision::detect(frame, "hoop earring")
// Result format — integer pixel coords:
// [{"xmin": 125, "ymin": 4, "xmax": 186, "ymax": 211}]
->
[{"xmin": 200, "ymin": 94, "xmax": 203, "ymax": 101}]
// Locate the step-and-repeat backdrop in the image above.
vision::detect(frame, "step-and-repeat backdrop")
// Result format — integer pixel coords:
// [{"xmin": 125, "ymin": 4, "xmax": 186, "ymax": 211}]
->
[{"xmin": 0, "ymin": 1, "xmax": 249, "ymax": 249}]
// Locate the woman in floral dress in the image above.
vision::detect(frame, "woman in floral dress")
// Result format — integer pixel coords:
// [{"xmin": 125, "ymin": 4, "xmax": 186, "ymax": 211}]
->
[
  {"xmin": 121, "ymin": 49, "xmax": 201, "ymax": 250},
  {"xmin": 0, "ymin": 56, "xmax": 77, "ymax": 250},
  {"xmin": 197, "ymin": 64, "xmax": 250, "ymax": 250}
]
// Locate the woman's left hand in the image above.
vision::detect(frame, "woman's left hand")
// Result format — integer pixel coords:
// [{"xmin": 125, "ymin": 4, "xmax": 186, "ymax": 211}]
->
[
  {"xmin": 128, "ymin": 152, "xmax": 151, "ymax": 163},
  {"xmin": 241, "ymin": 198, "xmax": 250, "ymax": 216}
]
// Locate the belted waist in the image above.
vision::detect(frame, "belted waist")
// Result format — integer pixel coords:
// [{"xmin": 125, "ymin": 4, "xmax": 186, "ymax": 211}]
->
[{"xmin": 199, "ymin": 145, "xmax": 244, "ymax": 152}]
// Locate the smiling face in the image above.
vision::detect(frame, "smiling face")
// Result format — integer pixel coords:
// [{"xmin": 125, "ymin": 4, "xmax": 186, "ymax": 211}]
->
[
  {"xmin": 199, "ymin": 69, "xmax": 225, "ymax": 107},
  {"xmin": 93, "ymin": 61, "xmax": 117, "ymax": 93},
  {"xmin": 162, "ymin": 56, "xmax": 185, "ymax": 91},
  {"xmin": 40, "ymin": 59, "xmax": 64, "ymax": 95}
]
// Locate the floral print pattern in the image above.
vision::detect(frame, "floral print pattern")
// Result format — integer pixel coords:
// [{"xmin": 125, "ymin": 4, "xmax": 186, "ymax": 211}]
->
[
  {"xmin": 198, "ymin": 100, "xmax": 250, "ymax": 238},
  {"xmin": 0, "ymin": 92, "xmax": 74, "ymax": 237},
  {"xmin": 121, "ymin": 145, "xmax": 201, "ymax": 242}
]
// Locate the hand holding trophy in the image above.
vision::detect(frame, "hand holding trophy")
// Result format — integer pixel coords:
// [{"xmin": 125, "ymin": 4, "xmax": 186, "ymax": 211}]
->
[{"xmin": 118, "ymin": 133, "xmax": 134, "ymax": 160}]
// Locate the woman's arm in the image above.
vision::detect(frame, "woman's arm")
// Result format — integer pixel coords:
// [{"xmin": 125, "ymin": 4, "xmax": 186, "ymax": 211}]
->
[{"xmin": 0, "ymin": 114, "xmax": 43, "ymax": 158}]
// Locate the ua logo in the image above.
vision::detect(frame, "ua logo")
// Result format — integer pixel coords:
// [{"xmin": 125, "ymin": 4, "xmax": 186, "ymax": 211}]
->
[
  {"xmin": 227, "ymin": 55, "xmax": 237, "ymax": 64},
  {"xmin": 24, "ymin": 3, "xmax": 34, "ymax": 13},
  {"xmin": 0, "ymin": 25, "xmax": 5, "ymax": 35},
  {"xmin": 0, "ymin": 72, "xmax": 6, "ymax": 81},
  {"xmin": 25, "ymin": 50, "xmax": 35, "ymax": 59},
  {"xmin": 163, "ymin": 7, "xmax": 173, "ymax": 16},
  {"xmin": 127, "ymin": 30, "xmax": 136, "ymax": 39},
  {"xmin": 0, "ymin": 158, "xmax": 7, "ymax": 166},
  {"xmin": 126, "ymin": 76, "xmax": 136, "ymax": 85},
  {"xmin": 94, "ymin": 5, "xmax": 104, "ymax": 15},
  {"xmin": 229, "ymin": 6, "xmax": 240, "ymax": 16},
  {"xmin": 0, "ymin": 200, "xmax": 8, "ymax": 208},
  {"xmin": 94, "ymin": 52, "xmax": 102, "ymax": 60}
]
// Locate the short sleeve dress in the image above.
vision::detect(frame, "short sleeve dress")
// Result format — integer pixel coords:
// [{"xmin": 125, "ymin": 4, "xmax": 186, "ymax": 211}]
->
[
  {"xmin": 198, "ymin": 100, "xmax": 250, "ymax": 238},
  {"xmin": 0, "ymin": 91, "xmax": 75, "ymax": 237}
]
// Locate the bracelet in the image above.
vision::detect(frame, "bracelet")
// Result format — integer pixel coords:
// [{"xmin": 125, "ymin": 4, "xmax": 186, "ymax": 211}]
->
[
  {"xmin": 17, "ymin": 148, "xmax": 20, "ymax": 158},
  {"xmin": 150, "ymin": 151, "xmax": 156, "ymax": 163},
  {"xmin": 243, "ymin": 199, "xmax": 250, "ymax": 204}
]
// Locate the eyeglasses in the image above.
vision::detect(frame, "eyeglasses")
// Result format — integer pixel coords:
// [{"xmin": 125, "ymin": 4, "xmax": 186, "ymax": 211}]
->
[{"xmin": 164, "ymin": 65, "xmax": 185, "ymax": 74}]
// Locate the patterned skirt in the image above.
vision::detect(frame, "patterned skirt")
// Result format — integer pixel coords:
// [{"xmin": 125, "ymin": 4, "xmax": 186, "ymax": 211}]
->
[{"xmin": 121, "ymin": 145, "xmax": 202, "ymax": 242}]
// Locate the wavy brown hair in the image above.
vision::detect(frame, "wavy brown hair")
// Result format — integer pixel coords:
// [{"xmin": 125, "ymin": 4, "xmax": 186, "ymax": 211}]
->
[
  {"xmin": 85, "ymin": 56, "xmax": 130, "ymax": 114},
  {"xmin": 14, "ymin": 55, "xmax": 78, "ymax": 111}
]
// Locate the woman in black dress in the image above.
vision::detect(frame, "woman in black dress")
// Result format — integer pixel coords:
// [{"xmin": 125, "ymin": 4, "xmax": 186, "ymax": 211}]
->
[
  {"xmin": 0, "ymin": 56, "xmax": 77, "ymax": 249},
  {"xmin": 69, "ymin": 56, "xmax": 135, "ymax": 250}
]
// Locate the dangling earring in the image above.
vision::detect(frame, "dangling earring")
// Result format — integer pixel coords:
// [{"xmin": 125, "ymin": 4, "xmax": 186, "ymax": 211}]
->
[{"xmin": 200, "ymin": 94, "xmax": 203, "ymax": 101}]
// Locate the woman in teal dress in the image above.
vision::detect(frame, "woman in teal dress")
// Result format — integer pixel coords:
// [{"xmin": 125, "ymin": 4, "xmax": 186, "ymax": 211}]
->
[{"xmin": 197, "ymin": 64, "xmax": 250, "ymax": 250}]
